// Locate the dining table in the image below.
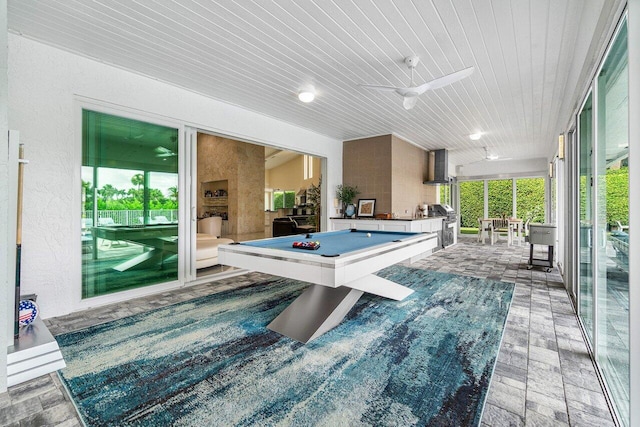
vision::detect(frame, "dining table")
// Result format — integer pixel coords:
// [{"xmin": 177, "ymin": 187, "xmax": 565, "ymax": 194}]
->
[{"xmin": 479, "ymin": 218, "xmax": 524, "ymax": 246}]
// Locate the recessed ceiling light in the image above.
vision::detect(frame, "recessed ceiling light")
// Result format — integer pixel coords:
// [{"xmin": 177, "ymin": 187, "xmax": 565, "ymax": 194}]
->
[
  {"xmin": 298, "ymin": 86, "xmax": 315, "ymax": 103},
  {"xmin": 469, "ymin": 132, "xmax": 483, "ymax": 140}
]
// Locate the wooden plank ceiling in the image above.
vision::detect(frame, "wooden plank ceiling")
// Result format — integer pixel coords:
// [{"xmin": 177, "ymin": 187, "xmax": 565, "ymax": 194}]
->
[{"xmin": 7, "ymin": 0, "xmax": 622, "ymax": 167}]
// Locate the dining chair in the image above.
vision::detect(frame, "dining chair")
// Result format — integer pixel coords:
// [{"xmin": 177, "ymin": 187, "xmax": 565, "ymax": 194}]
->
[
  {"xmin": 508, "ymin": 219, "xmax": 524, "ymax": 246},
  {"xmin": 616, "ymin": 221, "xmax": 629, "ymax": 232},
  {"xmin": 491, "ymin": 218, "xmax": 510, "ymax": 245},
  {"xmin": 477, "ymin": 218, "xmax": 493, "ymax": 244}
]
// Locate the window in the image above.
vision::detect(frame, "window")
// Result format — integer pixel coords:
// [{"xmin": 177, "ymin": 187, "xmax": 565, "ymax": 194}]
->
[
  {"xmin": 459, "ymin": 178, "xmax": 546, "ymax": 233},
  {"xmin": 440, "ymin": 183, "xmax": 450, "ymax": 206},
  {"xmin": 515, "ymin": 178, "xmax": 545, "ymax": 223},
  {"xmin": 459, "ymin": 181, "xmax": 484, "ymax": 231},
  {"xmin": 303, "ymin": 155, "xmax": 314, "ymax": 180},
  {"xmin": 82, "ymin": 110, "xmax": 179, "ymax": 298},
  {"xmin": 273, "ymin": 190, "xmax": 295, "ymax": 209},
  {"xmin": 487, "ymin": 179, "xmax": 513, "ymax": 218}
]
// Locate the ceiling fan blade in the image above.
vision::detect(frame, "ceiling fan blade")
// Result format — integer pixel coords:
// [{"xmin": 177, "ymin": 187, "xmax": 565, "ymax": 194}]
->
[
  {"xmin": 358, "ymin": 84, "xmax": 404, "ymax": 92},
  {"xmin": 403, "ymin": 96, "xmax": 418, "ymax": 110},
  {"xmin": 154, "ymin": 146, "xmax": 177, "ymax": 157},
  {"xmin": 423, "ymin": 66, "xmax": 474, "ymax": 91}
]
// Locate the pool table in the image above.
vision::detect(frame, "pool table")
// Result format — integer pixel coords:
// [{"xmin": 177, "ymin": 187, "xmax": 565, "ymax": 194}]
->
[
  {"xmin": 218, "ymin": 229, "xmax": 438, "ymax": 343},
  {"xmin": 91, "ymin": 224, "xmax": 178, "ymax": 271}
]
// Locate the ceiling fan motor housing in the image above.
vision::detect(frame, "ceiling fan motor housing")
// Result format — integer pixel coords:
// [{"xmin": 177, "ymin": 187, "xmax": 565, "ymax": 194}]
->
[{"xmin": 404, "ymin": 56, "xmax": 420, "ymax": 68}]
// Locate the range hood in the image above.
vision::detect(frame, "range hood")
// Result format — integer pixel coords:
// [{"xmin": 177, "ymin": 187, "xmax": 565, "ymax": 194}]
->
[{"xmin": 424, "ymin": 149, "xmax": 450, "ymax": 185}]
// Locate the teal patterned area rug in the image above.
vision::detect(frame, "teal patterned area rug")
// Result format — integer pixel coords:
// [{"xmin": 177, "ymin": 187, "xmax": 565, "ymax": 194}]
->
[{"xmin": 56, "ymin": 266, "xmax": 514, "ymax": 426}]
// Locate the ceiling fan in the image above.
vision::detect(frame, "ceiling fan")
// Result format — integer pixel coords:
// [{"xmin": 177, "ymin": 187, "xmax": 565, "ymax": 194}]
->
[
  {"xmin": 359, "ymin": 56, "xmax": 474, "ymax": 110},
  {"xmin": 467, "ymin": 147, "xmax": 511, "ymax": 164},
  {"xmin": 154, "ymin": 146, "xmax": 177, "ymax": 157}
]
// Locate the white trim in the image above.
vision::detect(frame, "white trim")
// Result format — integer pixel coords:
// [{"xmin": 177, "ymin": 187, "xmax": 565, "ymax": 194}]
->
[
  {"xmin": 186, "ymin": 127, "xmax": 198, "ymax": 283},
  {"xmin": 6, "ymin": 132, "xmax": 19, "ymax": 348},
  {"xmin": 456, "ymin": 171, "xmax": 547, "ymax": 181},
  {"xmin": 483, "ymin": 180, "xmax": 488, "ymax": 219}
]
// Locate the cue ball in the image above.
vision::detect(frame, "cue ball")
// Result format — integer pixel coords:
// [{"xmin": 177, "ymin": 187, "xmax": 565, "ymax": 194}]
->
[{"xmin": 366, "ymin": 233, "xmax": 371, "ymax": 237}]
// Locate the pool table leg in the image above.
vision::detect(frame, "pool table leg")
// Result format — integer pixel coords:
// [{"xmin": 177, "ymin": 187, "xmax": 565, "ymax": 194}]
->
[
  {"xmin": 345, "ymin": 274, "xmax": 414, "ymax": 301},
  {"xmin": 267, "ymin": 285, "xmax": 364, "ymax": 344}
]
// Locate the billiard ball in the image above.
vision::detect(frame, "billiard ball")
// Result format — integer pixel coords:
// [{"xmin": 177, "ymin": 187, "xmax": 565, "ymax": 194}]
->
[{"xmin": 366, "ymin": 233, "xmax": 371, "ymax": 237}]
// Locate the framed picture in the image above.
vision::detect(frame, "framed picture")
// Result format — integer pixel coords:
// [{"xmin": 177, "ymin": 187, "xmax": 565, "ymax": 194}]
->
[{"xmin": 357, "ymin": 199, "xmax": 376, "ymax": 217}]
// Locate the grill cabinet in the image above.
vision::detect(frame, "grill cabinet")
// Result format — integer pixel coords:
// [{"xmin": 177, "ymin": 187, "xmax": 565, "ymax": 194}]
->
[{"xmin": 527, "ymin": 224, "xmax": 557, "ymax": 272}]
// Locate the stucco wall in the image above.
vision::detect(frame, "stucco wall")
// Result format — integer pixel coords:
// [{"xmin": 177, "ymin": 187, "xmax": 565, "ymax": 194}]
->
[
  {"xmin": 235, "ymin": 142, "xmax": 266, "ymax": 235},
  {"xmin": 343, "ymin": 135, "xmax": 393, "ymax": 214},
  {"xmin": 343, "ymin": 134, "xmax": 436, "ymax": 218},
  {"xmin": 391, "ymin": 135, "xmax": 437, "ymax": 217},
  {"xmin": 197, "ymin": 134, "xmax": 265, "ymax": 235},
  {"xmin": 7, "ymin": 34, "xmax": 342, "ymax": 319}
]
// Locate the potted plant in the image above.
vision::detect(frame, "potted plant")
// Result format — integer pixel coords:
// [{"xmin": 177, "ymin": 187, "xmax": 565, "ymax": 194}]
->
[
  {"xmin": 307, "ymin": 177, "xmax": 322, "ymax": 231},
  {"xmin": 336, "ymin": 184, "xmax": 360, "ymax": 218}
]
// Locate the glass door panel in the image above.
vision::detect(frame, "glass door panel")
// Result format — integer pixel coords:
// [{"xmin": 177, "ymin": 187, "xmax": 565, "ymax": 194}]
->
[
  {"xmin": 595, "ymin": 18, "xmax": 629, "ymax": 424},
  {"xmin": 578, "ymin": 92, "xmax": 594, "ymax": 342},
  {"xmin": 82, "ymin": 110, "xmax": 179, "ymax": 298}
]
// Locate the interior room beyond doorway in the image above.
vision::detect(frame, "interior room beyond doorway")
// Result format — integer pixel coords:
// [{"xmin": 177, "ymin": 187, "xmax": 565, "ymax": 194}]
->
[{"xmin": 195, "ymin": 132, "xmax": 322, "ymax": 276}]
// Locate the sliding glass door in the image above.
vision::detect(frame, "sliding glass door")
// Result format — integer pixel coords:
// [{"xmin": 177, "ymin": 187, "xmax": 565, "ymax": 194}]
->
[
  {"xmin": 578, "ymin": 92, "xmax": 594, "ymax": 342},
  {"xmin": 82, "ymin": 110, "xmax": 179, "ymax": 298},
  {"xmin": 595, "ymin": 17, "xmax": 629, "ymax": 424},
  {"xmin": 576, "ymin": 15, "xmax": 629, "ymax": 425}
]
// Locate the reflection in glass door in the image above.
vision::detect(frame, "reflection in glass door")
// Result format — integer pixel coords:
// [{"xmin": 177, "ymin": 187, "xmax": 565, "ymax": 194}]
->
[
  {"xmin": 82, "ymin": 110, "xmax": 179, "ymax": 298},
  {"xmin": 578, "ymin": 92, "xmax": 594, "ymax": 342},
  {"xmin": 595, "ymin": 18, "xmax": 629, "ymax": 424}
]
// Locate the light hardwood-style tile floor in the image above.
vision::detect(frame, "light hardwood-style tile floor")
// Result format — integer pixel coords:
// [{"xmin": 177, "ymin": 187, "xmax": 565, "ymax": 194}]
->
[{"xmin": 0, "ymin": 237, "xmax": 615, "ymax": 426}]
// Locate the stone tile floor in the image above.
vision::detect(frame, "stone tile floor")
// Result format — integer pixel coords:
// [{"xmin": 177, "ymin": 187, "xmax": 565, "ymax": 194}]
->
[{"xmin": 0, "ymin": 237, "xmax": 615, "ymax": 426}]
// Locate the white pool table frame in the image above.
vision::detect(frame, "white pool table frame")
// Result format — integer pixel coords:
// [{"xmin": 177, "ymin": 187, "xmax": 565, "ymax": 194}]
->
[{"xmin": 218, "ymin": 231, "xmax": 438, "ymax": 343}]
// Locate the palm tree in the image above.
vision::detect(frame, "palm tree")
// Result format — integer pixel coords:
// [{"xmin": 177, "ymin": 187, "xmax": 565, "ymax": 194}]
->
[
  {"xmin": 131, "ymin": 173, "xmax": 144, "ymax": 191},
  {"xmin": 168, "ymin": 186, "xmax": 178, "ymax": 202},
  {"xmin": 98, "ymin": 184, "xmax": 118, "ymax": 201}
]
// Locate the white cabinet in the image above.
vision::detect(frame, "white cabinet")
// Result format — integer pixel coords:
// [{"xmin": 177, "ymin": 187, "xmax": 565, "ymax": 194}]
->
[
  {"xmin": 331, "ymin": 218, "xmax": 410, "ymax": 231},
  {"xmin": 417, "ymin": 218, "xmax": 443, "ymax": 233},
  {"xmin": 330, "ymin": 217, "xmax": 444, "ymax": 233}
]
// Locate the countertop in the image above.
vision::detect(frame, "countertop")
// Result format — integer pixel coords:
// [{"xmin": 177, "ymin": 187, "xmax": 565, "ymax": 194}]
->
[{"xmin": 330, "ymin": 216, "xmax": 446, "ymax": 221}]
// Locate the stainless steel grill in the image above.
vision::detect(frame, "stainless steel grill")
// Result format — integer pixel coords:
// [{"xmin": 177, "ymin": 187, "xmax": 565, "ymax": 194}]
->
[
  {"xmin": 430, "ymin": 204, "xmax": 456, "ymax": 222},
  {"xmin": 431, "ymin": 204, "xmax": 456, "ymax": 248}
]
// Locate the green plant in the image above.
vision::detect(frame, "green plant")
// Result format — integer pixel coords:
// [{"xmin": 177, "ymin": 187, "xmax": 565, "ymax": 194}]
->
[
  {"xmin": 336, "ymin": 184, "xmax": 360, "ymax": 206},
  {"xmin": 307, "ymin": 176, "xmax": 322, "ymax": 230}
]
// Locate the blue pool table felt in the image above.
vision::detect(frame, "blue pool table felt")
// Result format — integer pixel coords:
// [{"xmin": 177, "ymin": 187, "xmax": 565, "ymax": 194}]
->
[{"xmin": 241, "ymin": 229, "xmax": 421, "ymax": 257}]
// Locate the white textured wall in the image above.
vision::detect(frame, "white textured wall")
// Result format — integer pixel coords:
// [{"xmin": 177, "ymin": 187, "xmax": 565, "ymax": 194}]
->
[{"xmin": 8, "ymin": 35, "xmax": 342, "ymax": 319}]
